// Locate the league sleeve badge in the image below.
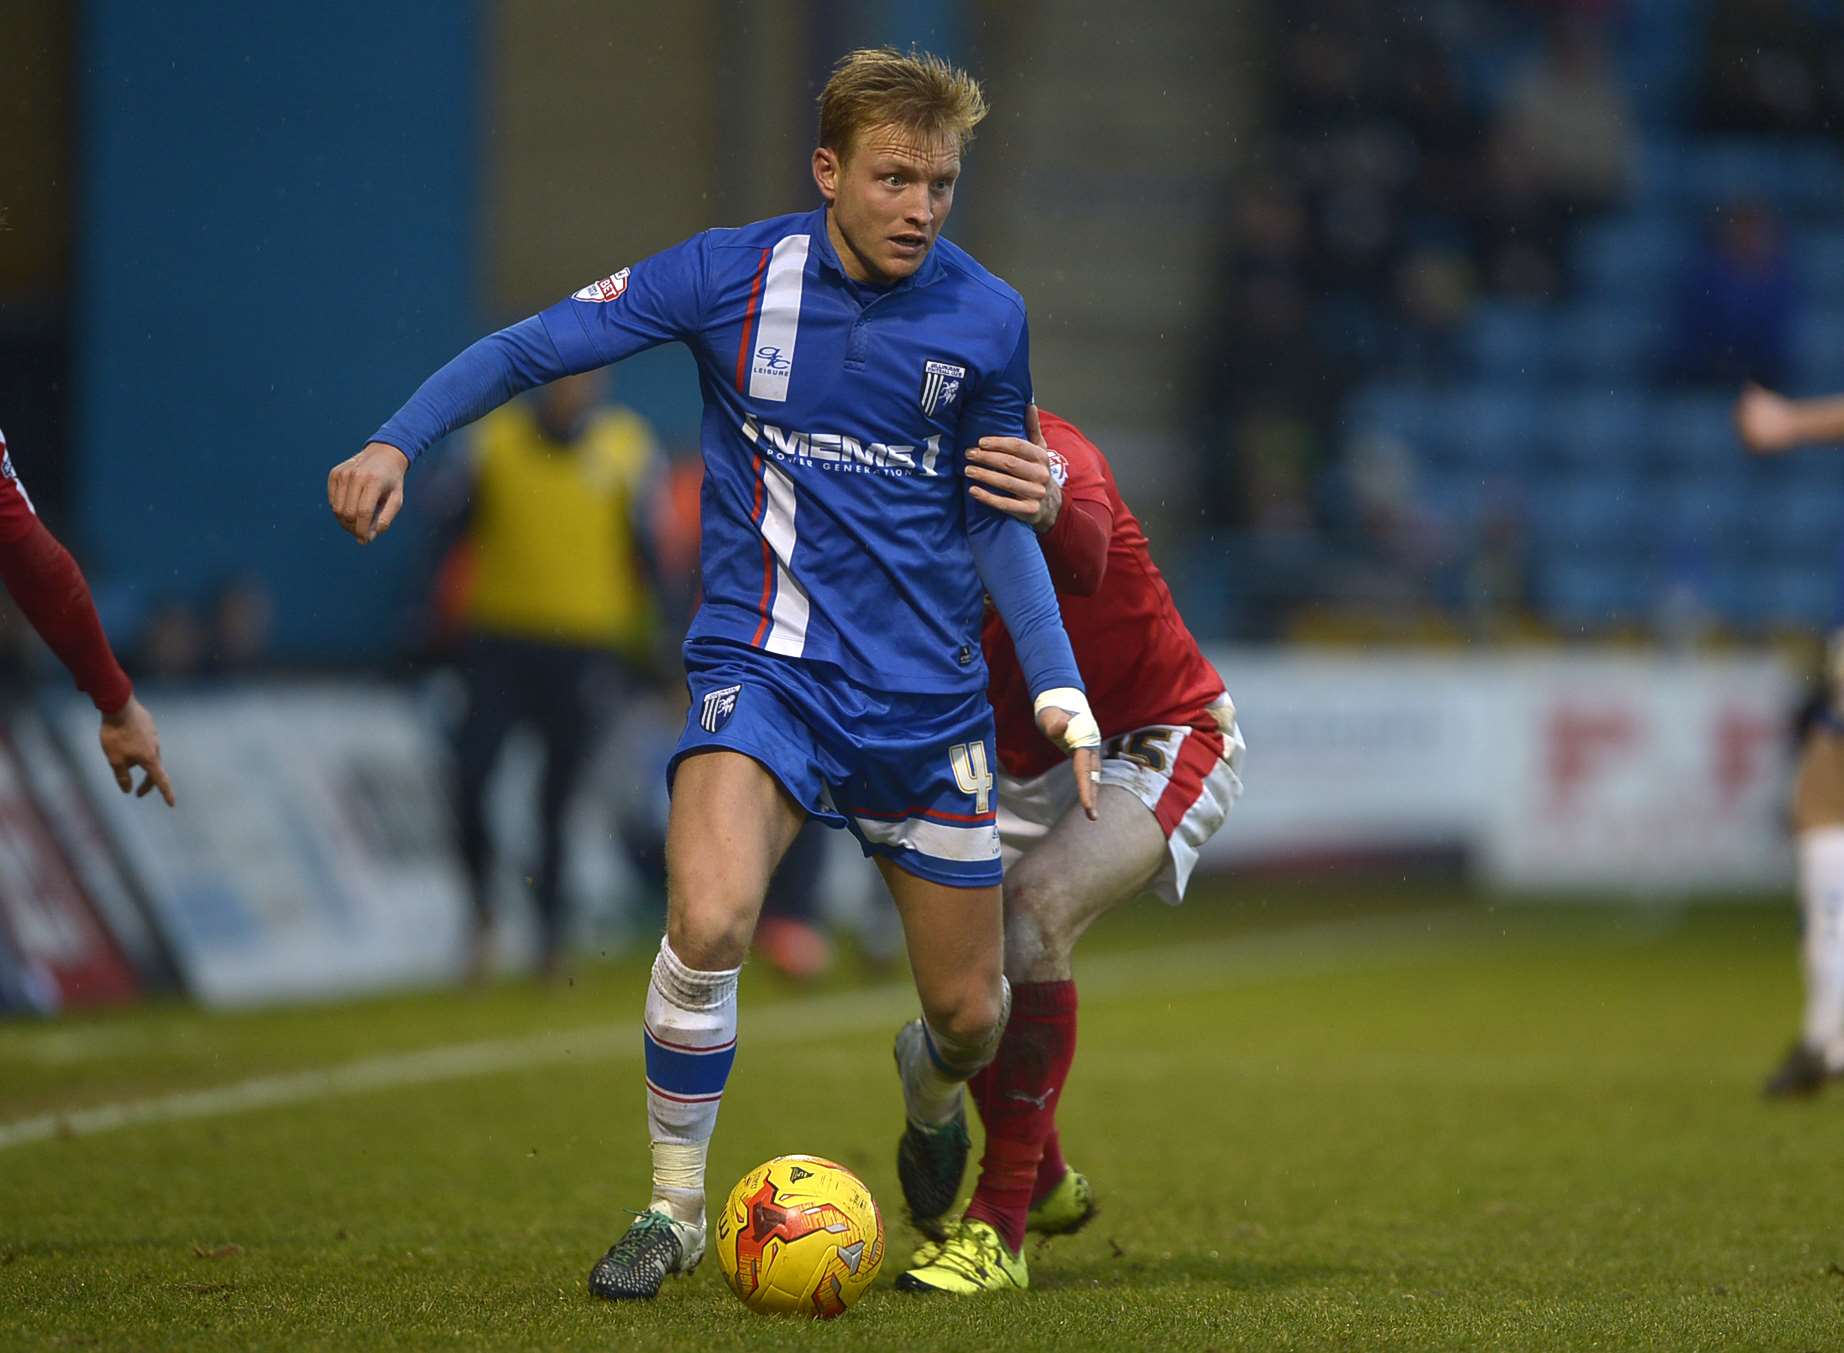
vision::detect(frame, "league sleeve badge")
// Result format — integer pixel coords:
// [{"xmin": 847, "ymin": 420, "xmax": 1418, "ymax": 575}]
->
[{"xmin": 573, "ymin": 268, "xmax": 631, "ymax": 303}]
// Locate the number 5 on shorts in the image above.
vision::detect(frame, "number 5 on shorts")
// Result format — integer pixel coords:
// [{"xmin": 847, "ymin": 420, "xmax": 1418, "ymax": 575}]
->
[{"xmin": 949, "ymin": 741, "xmax": 993, "ymax": 815}]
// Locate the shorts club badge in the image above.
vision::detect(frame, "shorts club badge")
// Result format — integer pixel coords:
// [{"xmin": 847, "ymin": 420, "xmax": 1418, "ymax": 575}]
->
[{"xmin": 700, "ymin": 684, "xmax": 742, "ymax": 733}]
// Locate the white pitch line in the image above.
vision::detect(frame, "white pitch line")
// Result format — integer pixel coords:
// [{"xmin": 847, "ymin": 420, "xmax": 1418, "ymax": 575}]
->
[{"xmin": 0, "ymin": 908, "xmax": 1482, "ymax": 1154}]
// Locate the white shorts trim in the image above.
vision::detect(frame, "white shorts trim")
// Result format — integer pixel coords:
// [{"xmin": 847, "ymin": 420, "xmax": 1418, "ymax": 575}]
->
[
  {"xmin": 852, "ymin": 814, "xmax": 1002, "ymax": 863},
  {"xmin": 996, "ymin": 717, "xmax": 1242, "ymax": 905}
]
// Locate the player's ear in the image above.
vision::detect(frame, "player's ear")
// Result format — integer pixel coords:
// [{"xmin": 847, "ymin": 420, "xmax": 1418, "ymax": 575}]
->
[{"xmin": 812, "ymin": 146, "xmax": 840, "ymax": 203}]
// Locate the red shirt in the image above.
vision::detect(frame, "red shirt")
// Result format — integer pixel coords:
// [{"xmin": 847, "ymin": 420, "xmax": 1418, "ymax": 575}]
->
[
  {"xmin": 0, "ymin": 428, "xmax": 133, "ymax": 714},
  {"xmin": 982, "ymin": 410, "xmax": 1225, "ymax": 778}
]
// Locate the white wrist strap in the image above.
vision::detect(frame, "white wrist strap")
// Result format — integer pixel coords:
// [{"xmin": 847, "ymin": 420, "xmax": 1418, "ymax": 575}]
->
[{"xmin": 1033, "ymin": 687, "xmax": 1101, "ymax": 751}]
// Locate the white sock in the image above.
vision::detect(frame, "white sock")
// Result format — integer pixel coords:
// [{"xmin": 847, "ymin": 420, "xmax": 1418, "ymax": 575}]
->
[
  {"xmin": 643, "ymin": 938, "xmax": 739, "ymax": 1225},
  {"xmin": 1801, "ymin": 831, "xmax": 1844, "ymax": 1070},
  {"xmin": 900, "ymin": 977, "xmax": 1011, "ymax": 1127}
]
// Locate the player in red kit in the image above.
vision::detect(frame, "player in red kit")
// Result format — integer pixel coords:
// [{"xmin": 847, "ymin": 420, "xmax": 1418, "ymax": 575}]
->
[
  {"xmin": 896, "ymin": 406, "xmax": 1242, "ymax": 1294},
  {"xmin": 0, "ymin": 428, "xmax": 173, "ymax": 806}
]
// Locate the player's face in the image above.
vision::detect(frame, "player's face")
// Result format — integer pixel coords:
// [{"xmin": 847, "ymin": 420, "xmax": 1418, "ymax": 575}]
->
[{"xmin": 813, "ymin": 124, "xmax": 960, "ymax": 286}]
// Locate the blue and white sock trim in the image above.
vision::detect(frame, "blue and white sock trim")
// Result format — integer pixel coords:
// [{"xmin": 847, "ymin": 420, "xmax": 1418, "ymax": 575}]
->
[{"xmin": 643, "ymin": 1022, "xmax": 738, "ymax": 1104}]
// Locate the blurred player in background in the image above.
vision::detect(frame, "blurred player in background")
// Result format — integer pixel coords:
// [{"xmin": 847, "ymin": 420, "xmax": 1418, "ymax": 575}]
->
[
  {"xmin": 1737, "ymin": 383, "xmax": 1844, "ymax": 1095},
  {"xmin": 0, "ymin": 427, "xmax": 173, "ymax": 808},
  {"xmin": 895, "ymin": 406, "xmax": 1243, "ymax": 1294},
  {"xmin": 327, "ymin": 48, "xmax": 1100, "ymax": 1301},
  {"xmin": 428, "ymin": 370, "xmax": 660, "ymax": 981}
]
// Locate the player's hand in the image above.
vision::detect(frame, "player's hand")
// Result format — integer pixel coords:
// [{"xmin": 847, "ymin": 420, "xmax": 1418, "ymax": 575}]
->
[
  {"xmin": 966, "ymin": 404, "xmax": 1062, "ymax": 532},
  {"xmin": 1735, "ymin": 384, "xmax": 1797, "ymax": 455},
  {"xmin": 98, "ymin": 696, "xmax": 175, "ymax": 807},
  {"xmin": 1034, "ymin": 687, "xmax": 1101, "ymax": 821},
  {"xmin": 328, "ymin": 442, "xmax": 410, "ymax": 543}
]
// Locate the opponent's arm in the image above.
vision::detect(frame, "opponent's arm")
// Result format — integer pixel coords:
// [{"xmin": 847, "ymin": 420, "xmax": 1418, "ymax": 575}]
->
[
  {"xmin": 1736, "ymin": 384, "xmax": 1844, "ymax": 455},
  {"xmin": 0, "ymin": 511, "xmax": 174, "ymax": 806},
  {"xmin": 967, "ymin": 405, "xmax": 1112, "ymax": 595}
]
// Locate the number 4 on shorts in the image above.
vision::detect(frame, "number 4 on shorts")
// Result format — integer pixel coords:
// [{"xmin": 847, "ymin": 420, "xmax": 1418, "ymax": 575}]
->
[{"xmin": 949, "ymin": 741, "xmax": 993, "ymax": 815}]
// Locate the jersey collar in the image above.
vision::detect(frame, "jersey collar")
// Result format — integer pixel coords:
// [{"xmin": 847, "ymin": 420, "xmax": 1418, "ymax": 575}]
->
[{"xmin": 811, "ymin": 206, "xmax": 947, "ymax": 292}]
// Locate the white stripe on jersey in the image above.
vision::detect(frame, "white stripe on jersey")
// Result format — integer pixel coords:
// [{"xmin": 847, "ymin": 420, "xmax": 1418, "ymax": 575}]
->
[
  {"xmin": 748, "ymin": 234, "xmax": 810, "ymax": 403},
  {"xmin": 760, "ymin": 461, "xmax": 810, "ymax": 657}
]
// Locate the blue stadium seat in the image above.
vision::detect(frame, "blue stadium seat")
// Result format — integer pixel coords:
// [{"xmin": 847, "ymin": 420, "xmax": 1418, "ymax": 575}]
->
[
  {"xmin": 1466, "ymin": 304, "xmax": 1555, "ymax": 383},
  {"xmin": 1795, "ymin": 229, "xmax": 1844, "ymax": 303},
  {"xmin": 1778, "ymin": 145, "xmax": 1844, "ymax": 218},
  {"xmin": 1527, "ymin": 473, "xmax": 1645, "ymax": 558},
  {"xmin": 1792, "ymin": 308, "xmax": 1844, "ymax": 391},
  {"xmin": 1420, "ymin": 472, "xmax": 1491, "ymax": 533},
  {"xmin": 1551, "ymin": 304, "xmax": 1665, "ymax": 383},
  {"xmin": 1543, "ymin": 557, "xmax": 1650, "ymax": 628},
  {"xmin": 1648, "ymin": 394, "xmax": 1743, "ymax": 472},
  {"xmin": 1657, "ymin": 475, "xmax": 1751, "ymax": 551},
  {"xmin": 1747, "ymin": 478, "xmax": 1844, "ymax": 559},
  {"xmin": 1683, "ymin": 140, "xmax": 1844, "ymax": 216},
  {"xmin": 1431, "ymin": 386, "xmax": 1548, "ymax": 472},
  {"xmin": 1746, "ymin": 562, "xmax": 1840, "ymax": 628},
  {"xmin": 1630, "ymin": 138, "xmax": 1692, "ymax": 211},
  {"xmin": 1345, "ymin": 383, "xmax": 1434, "ymax": 449},
  {"xmin": 1575, "ymin": 218, "xmax": 1693, "ymax": 300},
  {"xmin": 1549, "ymin": 391, "xmax": 1649, "ymax": 470}
]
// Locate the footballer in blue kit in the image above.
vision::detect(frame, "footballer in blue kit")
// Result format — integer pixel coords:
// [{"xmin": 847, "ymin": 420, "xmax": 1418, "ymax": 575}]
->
[{"xmin": 327, "ymin": 47, "xmax": 1101, "ymax": 1301}]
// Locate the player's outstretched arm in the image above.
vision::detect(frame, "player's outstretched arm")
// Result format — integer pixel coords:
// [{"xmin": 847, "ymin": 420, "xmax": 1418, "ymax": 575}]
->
[
  {"xmin": 328, "ymin": 316, "xmax": 576, "ymax": 544},
  {"xmin": 98, "ymin": 695, "xmax": 175, "ymax": 806},
  {"xmin": 0, "ymin": 503, "xmax": 174, "ymax": 806},
  {"xmin": 1736, "ymin": 384, "xmax": 1844, "ymax": 454},
  {"xmin": 328, "ymin": 443, "xmax": 409, "ymax": 544}
]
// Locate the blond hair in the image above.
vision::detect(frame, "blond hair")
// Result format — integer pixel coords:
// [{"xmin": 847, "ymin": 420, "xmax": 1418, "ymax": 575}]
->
[{"xmin": 817, "ymin": 47, "xmax": 989, "ymax": 161}]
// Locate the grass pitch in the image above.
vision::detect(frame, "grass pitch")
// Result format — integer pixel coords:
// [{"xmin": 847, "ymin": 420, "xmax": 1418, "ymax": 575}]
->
[{"xmin": 2, "ymin": 880, "xmax": 1842, "ymax": 1351}]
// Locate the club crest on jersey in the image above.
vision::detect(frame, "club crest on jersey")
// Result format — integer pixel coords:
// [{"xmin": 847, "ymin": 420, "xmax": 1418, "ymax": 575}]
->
[
  {"xmin": 920, "ymin": 360, "xmax": 967, "ymax": 417},
  {"xmin": 1046, "ymin": 448, "xmax": 1070, "ymax": 487},
  {"xmin": 573, "ymin": 268, "xmax": 630, "ymax": 303},
  {"xmin": 699, "ymin": 684, "xmax": 741, "ymax": 734}
]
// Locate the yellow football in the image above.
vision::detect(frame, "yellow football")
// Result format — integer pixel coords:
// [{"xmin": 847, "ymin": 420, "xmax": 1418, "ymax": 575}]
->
[{"xmin": 714, "ymin": 1154, "xmax": 885, "ymax": 1317}]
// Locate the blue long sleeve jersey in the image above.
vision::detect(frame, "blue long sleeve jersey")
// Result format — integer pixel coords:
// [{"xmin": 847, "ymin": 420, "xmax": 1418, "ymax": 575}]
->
[{"xmin": 373, "ymin": 207, "xmax": 1082, "ymax": 699}]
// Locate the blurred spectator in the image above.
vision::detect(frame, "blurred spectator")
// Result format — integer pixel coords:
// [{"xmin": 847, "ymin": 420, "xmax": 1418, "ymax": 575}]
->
[
  {"xmin": 1390, "ymin": 244, "xmax": 1477, "ymax": 374},
  {"xmin": 137, "ymin": 599, "xmax": 205, "ymax": 682},
  {"xmin": 1220, "ymin": 173, "xmax": 1322, "ymax": 410},
  {"xmin": 1699, "ymin": 0, "xmax": 1844, "ymax": 138},
  {"xmin": 435, "ymin": 369, "xmax": 662, "ymax": 980},
  {"xmin": 1392, "ymin": 41, "xmax": 1482, "ymax": 226},
  {"xmin": 1496, "ymin": 14, "xmax": 1633, "ymax": 217},
  {"xmin": 1669, "ymin": 202, "xmax": 1800, "ymax": 388},
  {"xmin": 1463, "ymin": 495, "xmax": 1533, "ymax": 644},
  {"xmin": 1325, "ymin": 431, "xmax": 1450, "ymax": 619},
  {"xmin": 207, "ymin": 575, "xmax": 275, "ymax": 677},
  {"xmin": 1469, "ymin": 123, "xmax": 1570, "ymax": 299}
]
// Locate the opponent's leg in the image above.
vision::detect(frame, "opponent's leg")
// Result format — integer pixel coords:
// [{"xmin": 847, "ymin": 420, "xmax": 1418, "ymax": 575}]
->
[
  {"xmin": 590, "ymin": 749, "xmax": 804, "ymax": 1300},
  {"xmin": 961, "ymin": 785, "xmax": 1165, "ymax": 1253}
]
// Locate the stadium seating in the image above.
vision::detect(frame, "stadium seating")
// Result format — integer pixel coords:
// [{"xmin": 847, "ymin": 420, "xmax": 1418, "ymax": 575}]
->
[{"xmin": 1342, "ymin": 101, "xmax": 1844, "ymax": 635}]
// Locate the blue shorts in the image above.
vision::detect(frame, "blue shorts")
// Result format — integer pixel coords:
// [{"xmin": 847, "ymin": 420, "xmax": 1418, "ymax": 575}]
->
[{"xmin": 671, "ymin": 639, "xmax": 1002, "ymax": 888}]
